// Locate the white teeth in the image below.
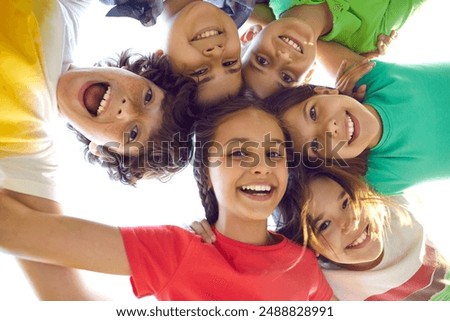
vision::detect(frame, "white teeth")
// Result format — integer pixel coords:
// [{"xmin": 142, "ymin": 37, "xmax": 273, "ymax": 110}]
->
[
  {"xmin": 241, "ymin": 185, "xmax": 272, "ymax": 192},
  {"xmin": 97, "ymin": 86, "xmax": 111, "ymax": 116},
  {"xmin": 346, "ymin": 114, "xmax": 355, "ymax": 142},
  {"xmin": 194, "ymin": 30, "xmax": 220, "ymax": 40},
  {"xmin": 280, "ymin": 36, "xmax": 302, "ymax": 53},
  {"xmin": 347, "ymin": 230, "xmax": 367, "ymax": 248}
]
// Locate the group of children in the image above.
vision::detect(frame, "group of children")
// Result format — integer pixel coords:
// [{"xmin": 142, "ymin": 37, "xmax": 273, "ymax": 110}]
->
[{"xmin": 1, "ymin": 0, "xmax": 450, "ymax": 301}]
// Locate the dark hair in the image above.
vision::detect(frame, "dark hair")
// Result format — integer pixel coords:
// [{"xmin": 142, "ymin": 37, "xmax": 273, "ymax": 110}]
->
[
  {"xmin": 69, "ymin": 51, "xmax": 198, "ymax": 185},
  {"xmin": 264, "ymin": 85, "xmax": 370, "ymax": 176},
  {"xmin": 192, "ymin": 91, "xmax": 301, "ymax": 226}
]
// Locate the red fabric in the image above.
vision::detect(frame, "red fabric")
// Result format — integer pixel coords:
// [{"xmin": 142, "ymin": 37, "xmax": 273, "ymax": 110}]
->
[{"xmin": 120, "ymin": 225, "xmax": 334, "ymax": 301}]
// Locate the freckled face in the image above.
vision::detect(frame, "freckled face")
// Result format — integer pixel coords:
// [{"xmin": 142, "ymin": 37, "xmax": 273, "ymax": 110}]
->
[
  {"xmin": 57, "ymin": 67, "xmax": 165, "ymax": 155},
  {"xmin": 307, "ymin": 177, "xmax": 383, "ymax": 267},
  {"xmin": 242, "ymin": 18, "xmax": 317, "ymax": 99},
  {"xmin": 281, "ymin": 94, "xmax": 381, "ymax": 159},
  {"xmin": 164, "ymin": 1, "xmax": 242, "ymax": 106}
]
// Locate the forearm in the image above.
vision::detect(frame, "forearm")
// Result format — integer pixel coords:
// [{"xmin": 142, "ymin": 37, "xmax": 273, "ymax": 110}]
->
[{"xmin": 0, "ymin": 192, "xmax": 130, "ymax": 276}]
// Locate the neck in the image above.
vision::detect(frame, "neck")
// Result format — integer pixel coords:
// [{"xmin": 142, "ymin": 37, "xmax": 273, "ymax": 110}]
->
[
  {"xmin": 282, "ymin": 3, "xmax": 333, "ymax": 38},
  {"xmin": 336, "ymin": 249, "xmax": 384, "ymax": 271},
  {"xmin": 215, "ymin": 217, "xmax": 273, "ymax": 246}
]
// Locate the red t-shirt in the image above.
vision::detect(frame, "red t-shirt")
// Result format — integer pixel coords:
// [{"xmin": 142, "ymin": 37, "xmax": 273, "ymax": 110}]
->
[{"xmin": 120, "ymin": 225, "xmax": 334, "ymax": 300}]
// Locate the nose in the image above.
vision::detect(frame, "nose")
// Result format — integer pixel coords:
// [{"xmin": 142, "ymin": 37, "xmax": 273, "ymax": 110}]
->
[
  {"xmin": 115, "ymin": 98, "xmax": 139, "ymax": 120},
  {"xmin": 202, "ymin": 44, "xmax": 224, "ymax": 57},
  {"xmin": 326, "ymin": 119, "xmax": 338, "ymax": 137},
  {"xmin": 251, "ymin": 157, "xmax": 272, "ymax": 176},
  {"xmin": 340, "ymin": 212, "xmax": 359, "ymax": 234},
  {"xmin": 277, "ymin": 50, "xmax": 292, "ymax": 63}
]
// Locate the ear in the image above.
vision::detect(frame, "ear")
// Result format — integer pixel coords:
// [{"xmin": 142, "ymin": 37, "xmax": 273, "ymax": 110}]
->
[
  {"xmin": 240, "ymin": 24, "xmax": 262, "ymax": 44},
  {"xmin": 88, "ymin": 142, "xmax": 101, "ymax": 156},
  {"xmin": 155, "ymin": 49, "xmax": 164, "ymax": 57},
  {"xmin": 313, "ymin": 86, "xmax": 339, "ymax": 95}
]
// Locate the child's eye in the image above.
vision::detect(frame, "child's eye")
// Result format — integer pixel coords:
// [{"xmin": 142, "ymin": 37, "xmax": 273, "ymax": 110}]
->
[
  {"xmin": 223, "ymin": 59, "xmax": 237, "ymax": 67},
  {"xmin": 230, "ymin": 150, "xmax": 247, "ymax": 157},
  {"xmin": 309, "ymin": 106, "xmax": 317, "ymax": 120},
  {"xmin": 342, "ymin": 198, "xmax": 350, "ymax": 210},
  {"xmin": 144, "ymin": 89, "xmax": 153, "ymax": 104},
  {"xmin": 310, "ymin": 138, "xmax": 319, "ymax": 152},
  {"xmin": 189, "ymin": 67, "xmax": 208, "ymax": 77},
  {"xmin": 318, "ymin": 220, "xmax": 331, "ymax": 233},
  {"xmin": 127, "ymin": 126, "xmax": 139, "ymax": 143},
  {"xmin": 268, "ymin": 151, "xmax": 283, "ymax": 159},
  {"xmin": 281, "ymin": 72, "xmax": 294, "ymax": 83},
  {"xmin": 256, "ymin": 55, "xmax": 269, "ymax": 66}
]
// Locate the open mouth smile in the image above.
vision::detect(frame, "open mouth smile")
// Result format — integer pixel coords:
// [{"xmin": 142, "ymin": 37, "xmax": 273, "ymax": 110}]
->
[
  {"xmin": 346, "ymin": 226, "xmax": 370, "ymax": 249},
  {"xmin": 82, "ymin": 83, "xmax": 111, "ymax": 117},
  {"xmin": 192, "ymin": 28, "xmax": 222, "ymax": 41},
  {"xmin": 239, "ymin": 184, "xmax": 274, "ymax": 200},
  {"xmin": 346, "ymin": 112, "xmax": 360, "ymax": 144},
  {"xmin": 279, "ymin": 36, "xmax": 303, "ymax": 53}
]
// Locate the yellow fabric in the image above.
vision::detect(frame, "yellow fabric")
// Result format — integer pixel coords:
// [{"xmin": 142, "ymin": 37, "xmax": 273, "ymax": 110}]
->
[{"xmin": 0, "ymin": 0, "xmax": 52, "ymax": 157}]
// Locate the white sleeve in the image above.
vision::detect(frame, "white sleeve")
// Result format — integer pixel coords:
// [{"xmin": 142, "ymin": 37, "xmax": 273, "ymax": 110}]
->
[{"xmin": 0, "ymin": 144, "xmax": 60, "ymax": 201}]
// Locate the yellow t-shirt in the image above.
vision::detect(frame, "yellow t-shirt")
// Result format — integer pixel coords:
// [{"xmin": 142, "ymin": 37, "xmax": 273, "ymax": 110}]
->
[{"xmin": 0, "ymin": 0, "xmax": 52, "ymax": 157}]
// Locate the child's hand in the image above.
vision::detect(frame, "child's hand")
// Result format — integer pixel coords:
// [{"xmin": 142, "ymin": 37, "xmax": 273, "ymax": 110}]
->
[
  {"xmin": 335, "ymin": 59, "xmax": 374, "ymax": 102},
  {"xmin": 189, "ymin": 219, "xmax": 216, "ymax": 244},
  {"xmin": 100, "ymin": 0, "xmax": 164, "ymax": 26},
  {"xmin": 361, "ymin": 30, "xmax": 398, "ymax": 59}
]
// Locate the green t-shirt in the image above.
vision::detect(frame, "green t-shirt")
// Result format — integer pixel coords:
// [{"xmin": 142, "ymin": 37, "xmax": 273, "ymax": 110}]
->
[
  {"xmin": 269, "ymin": 0, "xmax": 426, "ymax": 53},
  {"xmin": 357, "ymin": 61, "xmax": 450, "ymax": 195}
]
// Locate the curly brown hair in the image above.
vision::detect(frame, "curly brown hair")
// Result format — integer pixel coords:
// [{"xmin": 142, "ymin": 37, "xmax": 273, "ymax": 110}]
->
[
  {"xmin": 191, "ymin": 91, "xmax": 301, "ymax": 226},
  {"xmin": 68, "ymin": 51, "xmax": 199, "ymax": 185}
]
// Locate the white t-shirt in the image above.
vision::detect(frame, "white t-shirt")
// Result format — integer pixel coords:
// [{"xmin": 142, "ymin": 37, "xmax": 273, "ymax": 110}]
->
[
  {"xmin": 0, "ymin": 0, "xmax": 91, "ymax": 201},
  {"xmin": 321, "ymin": 203, "xmax": 450, "ymax": 300}
]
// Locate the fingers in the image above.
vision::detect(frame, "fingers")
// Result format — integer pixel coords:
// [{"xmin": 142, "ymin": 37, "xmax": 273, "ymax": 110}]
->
[
  {"xmin": 189, "ymin": 219, "xmax": 216, "ymax": 244},
  {"xmin": 335, "ymin": 59, "xmax": 374, "ymax": 99},
  {"xmin": 353, "ymin": 84, "xmax": 367, "ymax": 102},
  {"xmin": 376, "ymin": 29, "xmax": 398, "ymax": 55}
]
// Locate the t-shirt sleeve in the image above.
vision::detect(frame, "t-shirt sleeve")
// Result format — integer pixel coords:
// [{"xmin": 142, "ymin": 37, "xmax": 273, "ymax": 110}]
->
[{"xmin": 119, "ymin": 225, "xmax": 195, "ymax": 298}]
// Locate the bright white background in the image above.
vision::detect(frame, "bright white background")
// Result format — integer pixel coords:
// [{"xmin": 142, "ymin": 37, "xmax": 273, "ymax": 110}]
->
[{"xmin": 1, "ymin": 0, "xmax": 450, "ymax": 303}]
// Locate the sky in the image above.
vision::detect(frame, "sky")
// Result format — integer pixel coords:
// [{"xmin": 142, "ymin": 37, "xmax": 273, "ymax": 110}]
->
[{"xmin": 1, "ymin": 0, "xmax": 450, "ymax": 302}]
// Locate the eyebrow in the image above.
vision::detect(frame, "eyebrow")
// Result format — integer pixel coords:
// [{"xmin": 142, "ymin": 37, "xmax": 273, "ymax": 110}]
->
[
  {"xmin": 249, "ymin": 60, "xmax": 286, "ymax": 89},
  {"xmin": 310, "ymin": 189, "xmax": 347, "ymax": 228},
  {"xmin": 197, "ymin": 65, "xmax": 242, "ymax": 86}
]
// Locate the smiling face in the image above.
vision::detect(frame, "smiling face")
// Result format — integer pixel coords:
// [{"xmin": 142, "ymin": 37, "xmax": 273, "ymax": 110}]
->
[
  {"xmin": 57, "ymin": 67, "xmax": 165, "ymax": 156},
  {"xmin": 164, "ymin": 1, "xmax": 242, "ymax": 106},
  {"xmin": 281, "ymin": 93, "xmax": 382, "ymax": 159},
  {"xmin": 207, "ymin": 108, "xmax": 289, "ymax": 232},
  {"xmin": 242, "ymin": 18, "xmax": 317, "ymax": 99},
  {"xmin": 307, "ymin": 176, "xmax": 384, "ymax": 269}
]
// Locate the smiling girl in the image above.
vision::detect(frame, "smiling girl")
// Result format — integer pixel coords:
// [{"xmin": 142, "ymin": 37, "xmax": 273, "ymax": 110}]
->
[
  {"xmin": 240, "ymin": 0, "xmax": 425, "ymax": 98},
  {"xmin": 280, "ymin": 166, "xmax": 450, "ymax": 301},
  {"xmin": 191, "ymin": 164, "xmax": 450, "ymax": 300},
  {"xmin": 0, "ymin": 95, "xmax": 336, "ymax": 300},
  {"xmin": 264, "ymin": 38, "xmax": 450, "ymax": 195}
]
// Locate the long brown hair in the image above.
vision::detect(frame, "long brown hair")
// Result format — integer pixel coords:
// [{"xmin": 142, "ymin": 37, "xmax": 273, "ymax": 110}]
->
[
  {"xmin": 278, "ymin": 165, "xmax": 390, "ymax": 254},
  {"xmin": 191, "ymin": 92, "xmax": 301, "ymax": 226}
]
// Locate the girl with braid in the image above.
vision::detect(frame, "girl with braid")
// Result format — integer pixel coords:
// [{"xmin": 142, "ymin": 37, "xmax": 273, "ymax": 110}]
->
[
  {"xmin": 192, "ymin": 164, "xmax": 450, "ymax": 301},
  {"xmin": 0, "ymin": 95, "xmax": 336, "ymax": 301}
]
